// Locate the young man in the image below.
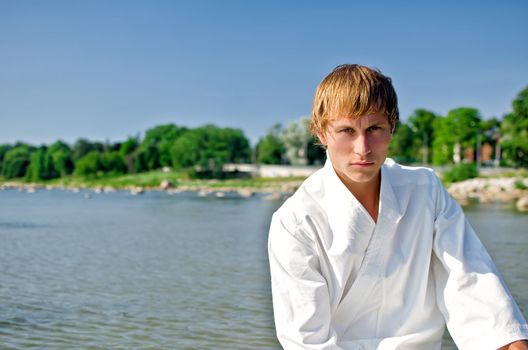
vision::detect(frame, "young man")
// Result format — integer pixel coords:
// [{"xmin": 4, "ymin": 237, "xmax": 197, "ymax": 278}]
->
[{"xmin": 268, "ymin": 64, "xmax": 528, "ymax": 349}]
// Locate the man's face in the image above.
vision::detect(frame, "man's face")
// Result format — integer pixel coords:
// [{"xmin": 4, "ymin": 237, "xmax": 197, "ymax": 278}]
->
[{"xmin": 318, "ymin": 112, "xmax": 392, "ymax": 192}]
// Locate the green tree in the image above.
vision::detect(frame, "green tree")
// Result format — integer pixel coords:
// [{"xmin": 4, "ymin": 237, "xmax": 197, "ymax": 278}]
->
[
  {"xmin": 481, "ymin": 118, "xmax": 501, "ymax": 143},
  {"xmin": 25, "ymin": 146, "xmax": 57, "ymax": 181},
  {"xmin": 73, "ymin": 139, "xmax": 104, "ymax": 162},
  {"xmin": 198, "ymin": 126, "xmax": 232, "ymax": 175},
  {"xmin": 501, "ymin": 86, "xmax": 528, "ymax": 167},
  {"xmin": 103, "ymin": 140, "xmax": 120, "ymax": 153},
  {"xmin": 431, "ymin": 116, "xmax": 453, "ymax": 165},
  {"xmin": 449, "ymin": 107, "xmax": 481, "ymax": 150},
  {"xmin": 119, "ymin": 136, "xmax": 140, "ymax": 173},
  {"xmin": 100, "ymin": 151, "xmax": 126, "ymax": 175},
  {"xmin": 256, "ymin": 124, "xmax": 286, "ymax": 164},
  {"xmin": 75, "ymin": 151, "xmax": 103, "ymax": 177},
  {"xmin": 140, "ymin": 124, "xmax": 188, "ymax": 169},
  {"xmin": 388, "ymin": 122, "xmax": 419, "ymax": 164},
  {"xmin": 218, "ymin": 127, "xmax": 251, "ymax": 164},
  {"xmin": 431, "ymin": 108, "xmax": 481, "ymax": 165},
  {"xmin": 171, "ymin": 131, "xmax": 201, "ymax": 169},
  {"xmin": 49, "ymin": 141, "xmax": 74, "ymax": 177},
  {"xmin": 119, "ymin": 137, "xmax": 139, "ymax": 157},
  {"xmin": 101, "ymin": 151, "xmax": 126, "ymax": 175},
  {"xmin": 134, "ymin": 144, "xmax": 160, "ymax": 172},
  {"xmin": 171, "ymin": 125, "xmax": 250, "ymax": 177},
  {"xmin": 0, "ymin": 144, "xmax": 13, "ymax": 176},
  {"xmin": 408, "ymin": 109, "xmax": 437, "ymax": 164},
  {"xmin": 2, "ymin": 145, "xmax": 32, "ymax": 179}
]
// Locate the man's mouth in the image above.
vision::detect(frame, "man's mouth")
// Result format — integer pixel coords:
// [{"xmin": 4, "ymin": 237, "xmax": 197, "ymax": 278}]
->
[{"xmin": 351, "ymin": 161, "xmax": 374, "ymax": 167}]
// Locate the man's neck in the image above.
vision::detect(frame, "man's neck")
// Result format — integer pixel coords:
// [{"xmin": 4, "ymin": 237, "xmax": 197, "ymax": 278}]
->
[{"xmin": 337, "ymin": 171, "xmax": 381, "ymax": 222}]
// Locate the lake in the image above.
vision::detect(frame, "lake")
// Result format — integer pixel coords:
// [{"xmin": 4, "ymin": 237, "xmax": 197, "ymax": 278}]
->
[{"xmin": 0, "ymin": 189, "xmax": 526, "ymax": 349}]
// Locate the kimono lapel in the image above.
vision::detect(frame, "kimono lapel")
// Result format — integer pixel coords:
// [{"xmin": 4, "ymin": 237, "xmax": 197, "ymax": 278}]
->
[
  {"xmin": 355, "ymin": 162, "xmax": 405, "ymax": 279},
  {"xmin": 377, "ymin": 161, "xmax": 404, "ymax": 231},
  {"xmin": 320, "ymin": 160, "xmax": 376, "ymax": 256},
  {"xmin": 320, "ymin": 159, "xmax": 403, "ymax": 256},
  {"xmin": 331, "ymin": 160, "xmax": 404, "ymax": 336}
]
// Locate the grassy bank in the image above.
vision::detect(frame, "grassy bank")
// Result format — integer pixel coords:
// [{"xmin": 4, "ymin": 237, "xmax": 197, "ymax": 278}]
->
[
  {"xmin": 0, "ymin": 170, "xmax": 307, "ymax": 192},
  {"xmin": 1, "ymin": 167, "xmax": 526, "ymax": 193}
]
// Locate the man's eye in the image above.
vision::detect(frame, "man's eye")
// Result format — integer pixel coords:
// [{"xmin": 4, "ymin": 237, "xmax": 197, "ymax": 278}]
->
[
  {"xmin": 339, "ymin": 128, "xmax": 354, "ymax": 133},
  {"xmin": 367, "ymin": 126, "xmax": 381, "ymax": 132}
]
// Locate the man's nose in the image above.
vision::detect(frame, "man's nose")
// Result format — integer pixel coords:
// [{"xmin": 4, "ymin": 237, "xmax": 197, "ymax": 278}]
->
[{"xmin": 353, "ymin": 133, "xmax": 371, "ymax": 156}]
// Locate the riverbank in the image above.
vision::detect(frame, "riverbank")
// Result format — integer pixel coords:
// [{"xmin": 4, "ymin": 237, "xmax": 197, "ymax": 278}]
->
[
  {"xmin": 2, "ymin": 171, "xmax": 528, "ymax": 210},
  {"xmin": 0, "ymin": 172, "xmax": 305, "ymax": 200}
]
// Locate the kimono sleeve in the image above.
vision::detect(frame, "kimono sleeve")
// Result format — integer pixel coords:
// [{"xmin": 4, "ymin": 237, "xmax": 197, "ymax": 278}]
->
[
  {"xmin": 268, "ymin": 211, "xmax": 343, "ymax": 350},
  {"xmin": 431, "ymin": 175, "xmax": 528, "ymax": 349}
]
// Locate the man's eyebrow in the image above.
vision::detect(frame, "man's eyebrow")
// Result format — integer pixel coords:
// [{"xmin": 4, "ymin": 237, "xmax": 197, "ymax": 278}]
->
[
  {"xmin": 369, "ymin": 119, "xmax": 389, "ymax": 125},
  {"xmin": 331, "ymin": 119, "xmax": 354, "ymax": 125}
]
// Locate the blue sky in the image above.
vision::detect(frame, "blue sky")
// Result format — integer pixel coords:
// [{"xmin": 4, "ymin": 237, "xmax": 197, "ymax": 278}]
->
[{"xmin": 1, "ymin": 0, "xmax": 527, "ymax": 146}]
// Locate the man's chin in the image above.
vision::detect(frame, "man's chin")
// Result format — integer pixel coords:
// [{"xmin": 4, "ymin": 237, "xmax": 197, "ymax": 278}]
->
[{"xmin": 345, "ymin": 168, "xmax": 381, "ymax": 183}]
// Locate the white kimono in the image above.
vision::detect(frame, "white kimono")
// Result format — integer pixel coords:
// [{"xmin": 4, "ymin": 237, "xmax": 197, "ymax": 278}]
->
[{"xmin": 268, "ymin": 158, "xmax": 528, "ymax": 350}]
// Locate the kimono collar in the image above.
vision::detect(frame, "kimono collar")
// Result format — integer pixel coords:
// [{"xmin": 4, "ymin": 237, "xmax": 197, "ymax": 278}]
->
[
  {"xmin": 379, "ymin": 158, "xmax": 404, "ymax": 225},
  {"xmin": 320, "ymin": 158, "xmax": 403, "ymax": 235}
]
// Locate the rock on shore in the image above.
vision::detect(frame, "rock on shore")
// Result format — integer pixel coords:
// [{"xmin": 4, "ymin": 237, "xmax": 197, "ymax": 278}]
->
[
  {"xmin": 517, "ymin": 196, "xmax": 528, "ymax": 212},
  {"xmin": 448, "ymin": 177, "xmax": 528, "ymax": 210}
]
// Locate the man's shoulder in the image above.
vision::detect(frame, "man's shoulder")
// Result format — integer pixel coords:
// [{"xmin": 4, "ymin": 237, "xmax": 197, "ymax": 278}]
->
[
  {"xmin": 384, "ymin": 158, "xmax": 439, "ymax": 188},
  {"xmin": 274, "ymin": 167, "xmax": 327, "ymax": 224}
]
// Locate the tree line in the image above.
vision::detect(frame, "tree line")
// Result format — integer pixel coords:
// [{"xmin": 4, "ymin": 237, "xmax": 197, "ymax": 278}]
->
[
  {"xmin": 0, "ymin": 124, "xmax": 253, "ymax": 181},
  {"xmin": 0, "ymin": 86, "xmax": 526, "ymax": 182},
  {"xmin": 389, "ymin": 86, "xmax": 527, "ymax": 167},
  {"xmin": 258, "ymin": 86, "xmax": 528, "ymax": 169}
]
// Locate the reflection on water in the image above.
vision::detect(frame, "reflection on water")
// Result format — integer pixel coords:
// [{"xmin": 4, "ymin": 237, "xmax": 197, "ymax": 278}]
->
[{"xmin": 0, "ymin": 189, "xmax": 526, "ymax": 349}]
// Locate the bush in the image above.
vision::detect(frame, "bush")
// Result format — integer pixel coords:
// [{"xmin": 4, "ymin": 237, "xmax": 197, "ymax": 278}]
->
[
  {"xmin": 26, "ymin": 147, "xmax": 58, "ymax": 181},
  {"xmin": 75, "ymin": 151, "xmax": 103, "ymax": 177},
  {"xmin": 100, "ymin": 151, "xmax": 126, "ymax": 175},
  {"xmin": 2, "ymin": 146, "xmax": 31, "ymax": 179},
  {"xmin": 514, "ymin": 180, "xmax": 528, "ymax": 190},
  {"xmin": 442, "ymin": 163, "xmax": 478, "ymax": 183}
]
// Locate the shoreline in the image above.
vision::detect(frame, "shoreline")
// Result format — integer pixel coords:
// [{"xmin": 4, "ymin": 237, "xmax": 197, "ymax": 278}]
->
[
  {"xmin": 0, "ymin": 179, "xmax": 302, "ymax": 200},
  {"xmin": 2, "ymin": 176, "xmax": 528, "ymax": 211}
]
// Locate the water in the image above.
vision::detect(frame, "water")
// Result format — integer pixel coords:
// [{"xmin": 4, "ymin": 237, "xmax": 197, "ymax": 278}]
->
[{"xmin": 0, "ymin": 189, "xmax": 526, "ymax": 349}]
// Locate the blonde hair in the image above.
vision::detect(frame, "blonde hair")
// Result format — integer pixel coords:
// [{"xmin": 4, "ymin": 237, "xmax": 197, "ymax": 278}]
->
[{"xmin": 309, "ymin": 64, "xmax": 399, "ymax": 135}]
